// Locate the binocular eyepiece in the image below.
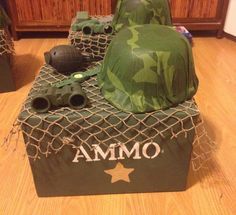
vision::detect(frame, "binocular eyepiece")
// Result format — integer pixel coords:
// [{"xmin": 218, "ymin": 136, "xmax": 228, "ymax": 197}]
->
[
  {"xmin": 31, "ymin": 96, "xmax": 51, "ymax": 113},
  {"xmin": 69, "ymin": 93, "xmax": 87, "ymax": 109},
  {"xmin": 82, "ymin": 23, "xmax": 114, "ymax": 35}
]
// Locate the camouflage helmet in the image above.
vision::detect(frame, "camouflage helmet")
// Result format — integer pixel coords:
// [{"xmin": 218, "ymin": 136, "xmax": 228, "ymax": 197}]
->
[
  {"xmin": 98, "ymin": 25, "xmax": 199, "ymax": 113},
  {"xmin": 112, "ymin": 0, "xmax": 172, "ymax": 32}
]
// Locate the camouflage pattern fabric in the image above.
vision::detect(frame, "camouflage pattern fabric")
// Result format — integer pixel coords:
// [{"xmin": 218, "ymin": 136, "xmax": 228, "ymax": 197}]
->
[
  {"xmin": 112, "ymin": 0, "xmax": 172, "ymax": 31},
  {"xmin": 98, "ymin": 25, "xmax": 199, "ymax": 113}
]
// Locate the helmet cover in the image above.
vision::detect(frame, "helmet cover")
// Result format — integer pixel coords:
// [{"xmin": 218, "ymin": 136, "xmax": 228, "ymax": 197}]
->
[
  {"xmin": 112, "ymin": 0, "xmax": 172, "ymax": 31},
  {"xmin": 98, "ymin": 25, "xmax": 198, "ymax": 113}
]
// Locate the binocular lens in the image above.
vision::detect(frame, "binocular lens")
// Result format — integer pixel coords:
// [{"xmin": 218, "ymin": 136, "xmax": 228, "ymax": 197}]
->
[
  {"xmin": 104, "ymin": 25, "xmax": 113, "ymax": 34},
  {"xmin": 83, "ymin": 26, "xmax": 92, "ymax": 35},
  {"xmin": 31, "ymin": 97, "xmax": 50, "ymax": 113},
  {"xmin": 69, "ymin": 94, "xmax": 86, "ymax": 108}
]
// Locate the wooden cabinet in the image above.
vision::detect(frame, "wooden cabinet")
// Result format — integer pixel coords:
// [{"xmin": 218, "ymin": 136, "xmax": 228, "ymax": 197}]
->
[
  {"xmin": 170, "ymin": 0, "xmax": 229, "ymax": 37},
  {"xmin": 7, "ymin": 0, "xmax": 229, "ymax": 40},
  {"xmin": 7, "ymin": 0, "xmax": 112, "ymax": 39}
]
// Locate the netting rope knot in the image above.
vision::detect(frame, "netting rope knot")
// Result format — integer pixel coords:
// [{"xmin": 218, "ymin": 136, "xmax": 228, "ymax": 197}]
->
[{"xmin": 62, "ymin": 137, "xmax": 75, "ymax": 145}]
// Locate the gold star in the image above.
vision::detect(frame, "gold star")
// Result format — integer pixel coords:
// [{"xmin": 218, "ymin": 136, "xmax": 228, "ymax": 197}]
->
[{"xmin": 104, "ymin": 162, "xmax": 134, "ymax": 183}]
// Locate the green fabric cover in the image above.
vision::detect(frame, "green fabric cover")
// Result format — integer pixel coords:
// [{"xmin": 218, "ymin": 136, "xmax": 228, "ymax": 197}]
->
[
  {"xmin": 98, "ymin": 25, "xmax": 199, "ymax": 113},
  {"xmin": 112, "ymin": 0, "xmax": 172, "ymax": 32}
]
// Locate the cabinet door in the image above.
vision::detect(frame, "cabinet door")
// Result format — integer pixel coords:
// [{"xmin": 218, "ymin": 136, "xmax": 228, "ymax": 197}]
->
[
  {"xmin": 189, "ymin": 0, "xmax": 220, "ymax": 19},
  {"xmin": 41, "ymin": 0, "xmax": 77, "ymax": 24},
  {"xmin": 14, "ymin": 0, "xmax": 44, "ymax": 23},
  {"xmin": 75, "ymin": 0, "xmax": 112, "ymax": 15},
  {"xmin": 170, "ymin": 0, "xmax": 223, "ymax": 21},
  {"xmin": 170, "ymin": 0, "xmax": 191, "ymax": 18}
]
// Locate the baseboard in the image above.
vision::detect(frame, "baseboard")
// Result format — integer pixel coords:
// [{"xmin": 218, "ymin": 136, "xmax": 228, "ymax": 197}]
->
[{"xmin": 223, "ymin": 31, "xmax": 236, "ymax": 41}]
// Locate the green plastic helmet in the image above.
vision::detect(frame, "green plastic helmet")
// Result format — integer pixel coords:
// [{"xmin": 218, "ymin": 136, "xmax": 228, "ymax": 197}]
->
[
  {"xmin": 112, "ymin": 0, "xmax": 172, "ymax": 32},
  {"xmin": 98, "ymin": 25, "xmax": 199, "ymax": 113}
]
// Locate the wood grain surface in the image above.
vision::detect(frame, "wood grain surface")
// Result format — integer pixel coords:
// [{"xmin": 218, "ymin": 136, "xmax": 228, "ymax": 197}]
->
[
  {"xmin": 14, "ymin": 0, "xmax": 112, "ymax": 23},
  {"xmin": 0, "ymin": 37, "xmax": 236, "ymax": 215}
]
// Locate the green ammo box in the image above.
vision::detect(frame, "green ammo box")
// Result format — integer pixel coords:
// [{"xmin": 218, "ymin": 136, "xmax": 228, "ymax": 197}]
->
[
  {"xmin": 19, "ymin": 65, "xmax": 200, "ymax": 197},
  {"xmin": 0, "ymin": 29, "xmax": 15, "ymax": 92},
  {"xmin": 0, "ymin": 53, "xmax": 15, "ymax": 92}
]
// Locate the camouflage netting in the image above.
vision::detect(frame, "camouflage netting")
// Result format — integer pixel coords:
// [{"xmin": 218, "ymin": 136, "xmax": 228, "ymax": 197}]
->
[
  {"xmin": 69, "ymin": 30, "xmax": 114, "ymax": 61},
  {"xmin": 4, "ymin": 65, "xmax": 215, "ymax": 171},
  {"xmin": 0, "ymin": 29, "xmax": 14, "ymax": 56},
  {"xmin": 69, "ymin": 15, "xmax": 114, "ymax": 61}
]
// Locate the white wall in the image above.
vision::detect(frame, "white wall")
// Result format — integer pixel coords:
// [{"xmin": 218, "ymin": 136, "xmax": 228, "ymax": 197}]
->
[{"xmin": 224, "ymin": 0, "xmax": 236, "ymax": 36}]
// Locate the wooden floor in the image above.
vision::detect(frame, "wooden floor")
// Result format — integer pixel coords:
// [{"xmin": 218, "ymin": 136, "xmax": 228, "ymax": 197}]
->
[{"xmin": 0, "ymin": 36, "xmax": 236, "ymax": 215}]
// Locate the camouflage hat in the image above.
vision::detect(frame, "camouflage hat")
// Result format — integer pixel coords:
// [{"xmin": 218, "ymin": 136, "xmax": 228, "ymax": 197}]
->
[
  {"xmin": 112, "ymin": 0, "xmax": 172, "ymax": 32},
  {"xmin": 98, "ymin": 25, "xmax": 199, "ymax": 113}
]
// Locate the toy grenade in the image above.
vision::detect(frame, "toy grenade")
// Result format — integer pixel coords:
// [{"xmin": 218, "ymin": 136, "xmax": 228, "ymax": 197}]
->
[{"xmin": 44, "ymin": 45, "xmax": 92, "ymax": 75}]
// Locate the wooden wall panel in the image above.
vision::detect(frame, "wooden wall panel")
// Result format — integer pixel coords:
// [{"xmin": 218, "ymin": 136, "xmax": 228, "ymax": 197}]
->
[
  {"xmin": 189, "ymin": 0, "xmax": 219, "ymax": 18},
  {"xmin": 170, "ymin": 0, "xmax": 191, "ymax": 18}
]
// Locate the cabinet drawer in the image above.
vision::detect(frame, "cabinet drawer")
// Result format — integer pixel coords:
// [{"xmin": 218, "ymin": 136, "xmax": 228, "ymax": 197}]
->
[{"xmin": 170, "ymin": 0, "xmax": 191, "ymax": 18}]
